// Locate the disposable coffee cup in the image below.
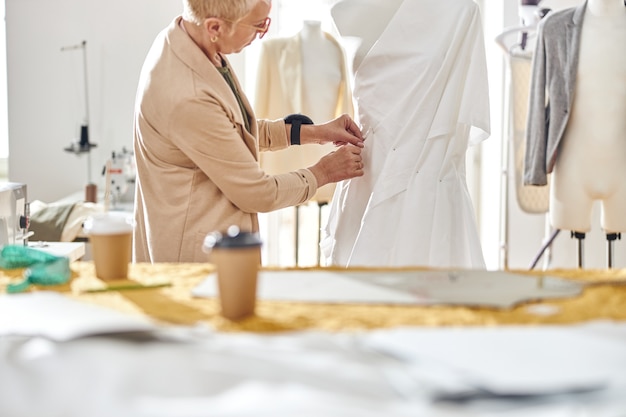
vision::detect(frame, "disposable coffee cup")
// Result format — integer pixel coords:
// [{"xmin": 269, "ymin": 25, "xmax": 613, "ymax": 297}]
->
[
  {"xmin": 203, "ymin": 225, "xmax": 262, "ymax": 320},
  {"xmin": 83, "ymin": 213, "xmax": 134, "ymax": 281}
]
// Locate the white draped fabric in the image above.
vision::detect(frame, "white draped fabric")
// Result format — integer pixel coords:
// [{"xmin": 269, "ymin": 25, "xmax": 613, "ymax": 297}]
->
[{"xmin": 322, "ymin": 0, "xmax": 490, "ymax": 268}]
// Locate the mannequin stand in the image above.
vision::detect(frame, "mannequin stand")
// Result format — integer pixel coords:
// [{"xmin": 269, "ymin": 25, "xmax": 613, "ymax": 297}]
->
[
  {"xmin": 529, "ymin": 228, "xmax": 560, "ymax": 270},
  {"xmin": 295, "ymin": 205, "xmax": 301, "ymax": 266},
  {"xmin": 606, "ymin": 232, "xmax": 621, "ymax": 269},
  {"xmin": 294, "ymin": 201, "xmax": 329, "ymax": 267},
  {"xmin": 293, "ymin": 206, "xmax": 302, "ymax": 268},
  {"xmin": 571, "ymin": 231, "xmax": 586, "ymax": 269},
  {"xmin": 569, "ymin": 231, "xmax": 622, "ymax": 269},
  {"xmin": 317, "ymin": 201, "xmax": 328, "ymax": 266}
]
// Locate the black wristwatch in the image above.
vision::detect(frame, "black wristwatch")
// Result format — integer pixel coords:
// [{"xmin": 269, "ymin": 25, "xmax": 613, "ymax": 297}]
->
[{"xmin": 284, "ymin": 114, "xmax": 314, "ymax": 145}]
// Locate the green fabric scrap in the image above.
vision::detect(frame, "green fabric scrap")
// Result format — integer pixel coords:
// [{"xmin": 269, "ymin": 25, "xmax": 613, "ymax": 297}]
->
[{"xmin": 1, "ymin": 245, "xmax": 70, "ymax": 293}]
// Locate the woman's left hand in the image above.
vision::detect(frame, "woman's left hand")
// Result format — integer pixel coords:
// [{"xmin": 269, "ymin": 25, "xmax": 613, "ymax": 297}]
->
[{"xmin": 300, "ymin": 114, "xmax": 365, "ymax": 147}]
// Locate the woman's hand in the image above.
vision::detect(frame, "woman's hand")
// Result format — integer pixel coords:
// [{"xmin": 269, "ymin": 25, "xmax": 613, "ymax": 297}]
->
[
  {"xmin": 300, "ymin": 114, "xmax": 365, "ymax": 148},
  {"xmin": 308, "ymin": 144, "xmax": 364, "ymax": 187}
]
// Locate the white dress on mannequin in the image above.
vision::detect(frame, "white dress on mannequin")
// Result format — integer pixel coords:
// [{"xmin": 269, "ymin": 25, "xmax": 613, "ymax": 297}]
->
[
  {"xmin": 330, "ymin": 0, "xmax": 403, "ymax": 72},
  {"xmin": 254, "ymin": 21, "xmax": 353, "ymax": 202},
  {"xmin": 322, "ymin": 0, "xmax": 490, "ymax": 268},
  {"xmin": 549, "ymin": 0, "xmax": 626, "ymax": 233}
]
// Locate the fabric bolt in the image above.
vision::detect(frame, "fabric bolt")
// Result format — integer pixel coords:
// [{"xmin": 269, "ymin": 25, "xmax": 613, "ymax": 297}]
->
[{"xmin": 322, "ymin": 0, "xmax": 490, "ymax": 268}]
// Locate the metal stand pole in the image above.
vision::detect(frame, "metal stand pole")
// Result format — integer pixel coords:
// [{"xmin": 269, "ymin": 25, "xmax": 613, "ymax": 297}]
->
[
  {"xmin": 529, "ymin": 228, "xmax": 560, "ymax": 270},
  {"xmin": 80, "ymin": 41, "xmax": 92, "ymax": 184},
  {"xmin": 294, "ymin": 205, "xmax": 300, "ymax": 267},
  {"xmin": 606, "ymin": 232, "xmax": 621, "ymax": 269},
  {"xmin": 317, "ymin": 202, "xmax": 328, "ymax": 266},
  {"xmin": 571, "ymin": 231, "xmax": 585, "ymax": 269},
  {"xmin": 61, "ymin": 40, "xmax": 97, "ymax": 202}
]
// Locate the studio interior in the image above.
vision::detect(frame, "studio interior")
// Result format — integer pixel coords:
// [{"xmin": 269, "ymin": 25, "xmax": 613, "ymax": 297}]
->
[{"xmin": 1, "ymin": 0, "xmax": 625, "ymax": 416}]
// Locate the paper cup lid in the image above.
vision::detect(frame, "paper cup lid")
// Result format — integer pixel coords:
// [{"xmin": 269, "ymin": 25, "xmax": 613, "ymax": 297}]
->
[
  {"xmin": 83, "ymin": 213, "xmax": 134, "ymax": 235},
  {"xmin": 203, "ymin": 225, "xmax": 262, "ymax": 251}
]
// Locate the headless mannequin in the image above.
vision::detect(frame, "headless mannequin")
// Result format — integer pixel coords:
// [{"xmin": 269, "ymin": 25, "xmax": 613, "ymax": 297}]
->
[
  {"xmin": 325, "ymin": 0, "xmax": 490, "ymax": 268},
  {"xmin": 300, "ymin": 20, "xmax": 343, "ymax": 123},
  {"xmin": 298, "ymin": 20, "xmax": 343, "ymax": 202},
  {"xmin": 549, "ymin": 0, "xmax": 626, "ymax": 264},
  {"xmin": 256, "ymin": 20, "xmax": 347, "ymax": 203},
  {"xmin": 330, "ymin": 0, "xmax": 403, "ymax": 72}
]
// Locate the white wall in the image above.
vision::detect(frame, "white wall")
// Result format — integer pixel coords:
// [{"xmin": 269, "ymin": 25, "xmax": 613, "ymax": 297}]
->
[
  {"xmin": 6, "ymin": 0, "xmax": 182, "ymax": 202},
  {"xmin": 0, "ymin": 0, "xmax": 7, "ymax": 160}
]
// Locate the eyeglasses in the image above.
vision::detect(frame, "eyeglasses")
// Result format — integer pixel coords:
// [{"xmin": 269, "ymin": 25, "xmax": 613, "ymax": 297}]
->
[{"xmin": 222, "ymin": 17, "xmax": 272, "ymax": 39}]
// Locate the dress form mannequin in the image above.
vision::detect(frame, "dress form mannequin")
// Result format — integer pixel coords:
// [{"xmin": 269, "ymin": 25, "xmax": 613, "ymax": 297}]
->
[
  {"xmin": 323, "ymin": 0, "xmax": 490, "ymax": 268},
  {"xmin": 330, "ymin": 0, "xmax": 404, "ymax": 72},
  {"xmin": 255, "ymin": 20, "xmax": 351, "ymax": 203},
  {"xmin": 297, "ymin": 20, "xmax": 343, "ymax": 202},
  {"xmin": 300, "ymin": 20, "xmax": 343, "ymax": 123},
  {"xmin": 549, "ymin": 0, "xmax": 626, "ymax": 265}
]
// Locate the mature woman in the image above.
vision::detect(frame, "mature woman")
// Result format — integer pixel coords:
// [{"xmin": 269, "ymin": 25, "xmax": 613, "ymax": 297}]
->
[{"xmin": 133, "ymin": 0, "xmax": 364, "ymax": 263}]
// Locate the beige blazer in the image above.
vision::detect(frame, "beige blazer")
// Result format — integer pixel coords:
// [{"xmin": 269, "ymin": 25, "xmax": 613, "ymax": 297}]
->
[
  {"xmin": 254, "ymin": 32, "xmax": 353, "ymax": 119},
  {"xmin": 254, "ymin": 32, "xmax": 353, "ymax": 202},
  {"xmin": 133, "ymin": 17, "xmax": 318, "ymax": 263}
]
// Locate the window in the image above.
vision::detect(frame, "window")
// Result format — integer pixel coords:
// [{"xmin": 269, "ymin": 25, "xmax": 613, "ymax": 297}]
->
[{"xmin": 0, "ymin": 0, "xmax": 8, "ymax": 162}]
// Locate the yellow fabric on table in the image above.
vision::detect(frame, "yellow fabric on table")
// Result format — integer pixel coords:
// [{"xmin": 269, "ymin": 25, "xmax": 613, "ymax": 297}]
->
[{"xmin": 2, "ymin": 262, "xmax": 626, "ymax": 333}]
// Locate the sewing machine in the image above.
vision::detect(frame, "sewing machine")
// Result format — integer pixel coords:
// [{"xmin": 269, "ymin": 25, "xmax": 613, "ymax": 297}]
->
[
  {"xmin": 103, "ymin": 147, "xmax": 135, "ymax": 210},
  {"xmin": 0, "ymin": 182, "xmax": 30, "ymax": 247}
]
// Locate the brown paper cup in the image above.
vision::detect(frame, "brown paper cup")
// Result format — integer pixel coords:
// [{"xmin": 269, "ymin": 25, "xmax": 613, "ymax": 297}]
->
[
  {"xmin": 90, "ymin": 232, "xmax": 132, "ymax": 280},
  {"xmin": 211, "ymin": 247, "xmax": 261, "ymax": 320}
]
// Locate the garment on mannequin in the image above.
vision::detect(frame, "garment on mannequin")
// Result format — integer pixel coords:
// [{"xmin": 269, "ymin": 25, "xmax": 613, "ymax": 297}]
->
[
  {"xmin": 254, "ymin": 20, "xmax": 353, "ymax": 203},
  {"xmin": 322, "ymin": 0, "xmax": 490, "ymax": 268},
  {"xmin": 524, "ymin": 0, "xmax": 626, "ymax": 234},
  {"xmin": 330, "ymin": 0, "xmax": 403, "ymax": 73}
]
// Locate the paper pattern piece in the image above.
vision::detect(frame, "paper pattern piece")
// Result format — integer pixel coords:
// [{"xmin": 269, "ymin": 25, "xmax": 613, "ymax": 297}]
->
[
  {"xmin": 192, "ymin": 269, "xmax": 582, "ymax": 308},
  {"xmin": 365, "ymin": 322, "xmax": 626, "ymax": 397},
  {"xmin": 0, "ymin": 291, "xmax": 156, "ymax": 341}
]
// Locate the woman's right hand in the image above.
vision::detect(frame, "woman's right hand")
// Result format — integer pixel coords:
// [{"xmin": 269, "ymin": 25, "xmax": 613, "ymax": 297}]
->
[{"xmin": 308, "ymin": 144, "xmax": 364, "ymax": 187}]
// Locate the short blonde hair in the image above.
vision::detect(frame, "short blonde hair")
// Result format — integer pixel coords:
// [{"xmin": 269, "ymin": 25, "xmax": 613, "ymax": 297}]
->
[{"xmin": 182, "ymin": 0, "xmax": 256, "ymax": 25}]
